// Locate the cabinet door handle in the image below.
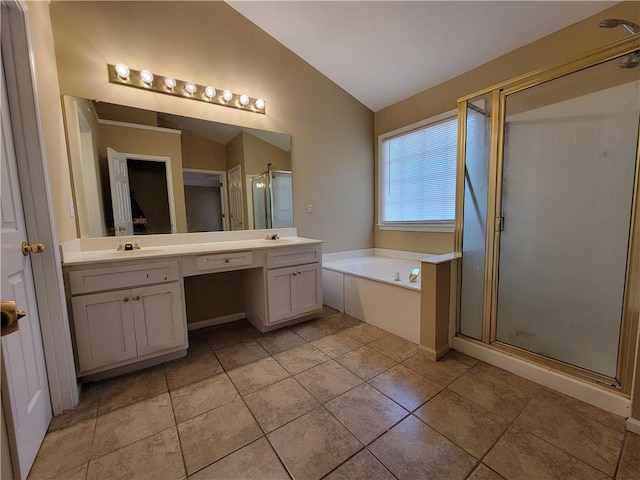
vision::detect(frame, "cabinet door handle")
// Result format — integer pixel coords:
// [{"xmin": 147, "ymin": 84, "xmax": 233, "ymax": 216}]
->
[
  {"xmin": 132, "ymin": 296, "xmax": 141, "ymax": 301},
  {"xmin": 122, "ymin": 297, "xmax": 130, "ymax": 302},
  {"xmin": 292, "ymin": 272, "xmax": 297, "ymax": 276}
]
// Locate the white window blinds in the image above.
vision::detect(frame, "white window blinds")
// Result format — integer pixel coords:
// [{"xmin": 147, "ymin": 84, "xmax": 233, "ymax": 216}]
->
[{"xmin": 380, "ymin": 116, "xmax": 458, "ymax": 226}]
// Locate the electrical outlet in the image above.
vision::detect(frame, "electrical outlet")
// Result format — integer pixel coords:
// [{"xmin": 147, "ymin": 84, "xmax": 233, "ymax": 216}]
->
[
  {"xmin": 306, "ymin": 202, "xmax": 313, "ymax": 213},
  {"xmin": 68, "ymin": 196, "xmax": 75, "ymax": 218}
]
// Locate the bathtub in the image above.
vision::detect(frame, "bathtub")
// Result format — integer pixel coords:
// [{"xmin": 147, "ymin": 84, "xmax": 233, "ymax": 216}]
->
[{"xmin": 322, "ymin": 252, "xmax": 424, "ymax": 343}]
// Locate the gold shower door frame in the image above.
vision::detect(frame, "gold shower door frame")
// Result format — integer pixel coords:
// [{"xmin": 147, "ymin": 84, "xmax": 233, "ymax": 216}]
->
[{"xmin": 455, "ymin": 35, "xmax": 640, "ymax": 394}]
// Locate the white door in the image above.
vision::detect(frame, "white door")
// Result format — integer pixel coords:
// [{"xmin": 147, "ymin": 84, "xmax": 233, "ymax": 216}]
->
[
  {"xmin": 107, "ymin": 147, "xmax": 133, "ymax": 236},
  {"xmin": 228, "ymin": 165, "xmax": 244, "ymax": 231},
  {"xmin": 1, "ymin": 61, "xmax": 52, "ymax": 480}
]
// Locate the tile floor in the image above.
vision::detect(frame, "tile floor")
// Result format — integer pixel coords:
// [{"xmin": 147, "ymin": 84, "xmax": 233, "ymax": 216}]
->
[{"xmin": 29, "ymin": 307, "xmax": 639, "ymax": 480}]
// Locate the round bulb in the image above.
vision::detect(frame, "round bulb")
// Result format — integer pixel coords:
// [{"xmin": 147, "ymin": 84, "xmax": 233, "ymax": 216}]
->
[
  {"xmin": 164, "ymin": 77, "xmax": 176, "ymax": 90},
  {"xmin": 222, "ymin": 90, "xmax": 233, "ymax": 102},
  {"xmin": 239, "ymin": 94, "xmax": 250, "ymax": 106},
  {"xmin": 140, "ymin": 70, "xmax": 154, "ymax": 85},
  {"xmin": 115, "ymin": 63, "xmax": 130, "ymax": 80},
  {"xmin": 204, "ymin": 86, "xmax": 216, "ymax": 99},
  {"xmin": 254, "ymin": 98, "xmax": 265, "ymax": 110},
  {"xmin": 184, "ymin": 82, "xmax": 197, "ymax": 95}
]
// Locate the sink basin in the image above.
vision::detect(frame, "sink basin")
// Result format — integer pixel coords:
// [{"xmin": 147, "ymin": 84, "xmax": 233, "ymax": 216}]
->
[{"xmin": 100, "ymin": 248, "xmax": 165, "ymax": 256}]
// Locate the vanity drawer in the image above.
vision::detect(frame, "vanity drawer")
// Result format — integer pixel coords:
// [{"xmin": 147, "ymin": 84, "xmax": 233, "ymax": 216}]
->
[
  {"xmin": 266, "ymin": 244, "xmax": 322, "ymax": 269},
  {"xmin": 69, "ymin": 261, "xmax": 180, "ymax": 295},
  {"xmin": 196, "ymin": 251, "xmax": 254, "ymax": 271}
]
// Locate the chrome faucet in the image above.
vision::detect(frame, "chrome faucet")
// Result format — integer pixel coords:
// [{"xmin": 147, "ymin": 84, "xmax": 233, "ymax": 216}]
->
[
  {"xmin": 394, "ymin": 272, "xmax": 400, "ymax": 281},
  {"xmin": 264, "ymin": 232, "xmax": 279, "ymax": 240}
]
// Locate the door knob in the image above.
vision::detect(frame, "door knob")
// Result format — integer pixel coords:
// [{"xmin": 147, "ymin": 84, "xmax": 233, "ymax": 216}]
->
[
  {"xmin": 117, "ymin": 226, "xmax": 126, "ymax": 232},
  {"xmin": 22, "ymin": 241, "xmax": 45, "ymax": 256},
  {"xmin": 1, "ymin": 300, "xmax": 27, "ymax": 337}
]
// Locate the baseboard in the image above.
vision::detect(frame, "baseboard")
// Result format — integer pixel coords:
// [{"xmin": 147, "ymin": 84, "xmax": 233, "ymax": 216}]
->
[
  {"xmin": 187, "ymin": 313, "xmax": 246, "ymax": 331},
  {"xmin": 626, "ymin": 417, "xmax": 640, "ymax": 434},
  {"xmin": 452, "ymin": 336, "xmax": 630, "ymax": 418},
  {"xmin": 418, "ymin": 343, "xmax": 450, "ymax": 361}
]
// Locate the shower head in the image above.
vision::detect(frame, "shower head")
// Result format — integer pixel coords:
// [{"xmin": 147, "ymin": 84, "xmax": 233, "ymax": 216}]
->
[{"xmin": 599, "ymin": 18, "xmax": 640, "ymax": 35}]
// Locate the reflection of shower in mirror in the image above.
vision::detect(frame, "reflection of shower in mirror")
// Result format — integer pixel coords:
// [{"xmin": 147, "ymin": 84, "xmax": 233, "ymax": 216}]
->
[{"xmin": 251, "ymin": 170, "xmax": 293, "ymax": 230}]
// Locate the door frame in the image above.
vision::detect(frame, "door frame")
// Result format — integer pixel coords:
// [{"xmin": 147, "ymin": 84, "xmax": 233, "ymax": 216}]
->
[
  {"xmin": 2, "ymin": 0, "xmax": 78, "ymax": 415},
  {"xmin": 182, "ymin": 168, "xmax": 229, "ymax": 231}
]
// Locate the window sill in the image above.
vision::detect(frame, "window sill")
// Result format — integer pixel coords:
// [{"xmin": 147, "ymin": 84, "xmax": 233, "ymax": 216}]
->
[{"xmin": 377, "ymin": 222, "xmax": 454, "ymax": 233}]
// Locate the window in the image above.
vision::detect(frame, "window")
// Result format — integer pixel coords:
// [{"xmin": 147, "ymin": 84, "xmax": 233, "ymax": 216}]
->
[{"xmin": 378, "ymin": 110, "xmax": 458, "ymax": 232}]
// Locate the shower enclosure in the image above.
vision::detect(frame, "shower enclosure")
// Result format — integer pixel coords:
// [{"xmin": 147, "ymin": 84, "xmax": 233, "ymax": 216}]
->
[
  {"xmin": 456, "ymin": 35, "xmax": 640, "ymax": 392},
  {"xmin": 251, "ymin": 170, "xmax": 293, "ymax": 230}
]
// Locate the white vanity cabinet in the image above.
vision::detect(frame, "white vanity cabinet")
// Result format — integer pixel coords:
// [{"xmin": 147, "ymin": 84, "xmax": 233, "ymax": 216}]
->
[{"xmin": 67, "ymin": 260, "xmax": 187, "ymax": 376}]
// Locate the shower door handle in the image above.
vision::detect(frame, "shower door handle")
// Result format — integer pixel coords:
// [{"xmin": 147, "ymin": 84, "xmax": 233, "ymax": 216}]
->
[{"xmin": 497, "ymin": 216, "xmax": 505, "ymax": 232}]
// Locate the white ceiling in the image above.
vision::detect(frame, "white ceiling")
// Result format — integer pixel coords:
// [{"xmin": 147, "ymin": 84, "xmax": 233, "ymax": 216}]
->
[{"xmin": 228, "ymin": 1, "xmax": 615, "ymax": 111}]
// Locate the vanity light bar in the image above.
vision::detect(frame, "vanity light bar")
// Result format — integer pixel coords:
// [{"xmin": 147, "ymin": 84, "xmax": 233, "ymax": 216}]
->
[{"xmin": 107, "ymin": 64, "xmax": 266, "ymax": 114}]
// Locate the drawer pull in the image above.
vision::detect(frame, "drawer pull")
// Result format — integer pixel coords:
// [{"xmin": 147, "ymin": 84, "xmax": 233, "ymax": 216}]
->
[
  {"xmin": 225, "ymin": 259, "xmax": 229, "ymax": 263},
  {"xmin": 132, "ymin": 296, "xmax": 141, "ymax": 301},
  {"xmin": 122, "ymin": 297, "xmax": 130, "ymax": 303},
  {"xmin": 292, "ymin": 272, "xmax": 297, "ymax": 276}
]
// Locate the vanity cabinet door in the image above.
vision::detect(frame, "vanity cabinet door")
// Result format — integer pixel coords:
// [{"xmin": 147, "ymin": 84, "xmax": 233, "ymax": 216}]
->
[
  {"xmin": 71, "ymin": 290, "xmax": 137, "ymax": 371},
  {"xmin": 295, "ymin": 263, "xmax": 322, "ymax": 315},
  {"xmin": 267, "ymin": 266, "xmax": 296, "ymax": 324},
  {"xmin": 131, "ymin": 282, "xmax": 186, "ymax": 356}
]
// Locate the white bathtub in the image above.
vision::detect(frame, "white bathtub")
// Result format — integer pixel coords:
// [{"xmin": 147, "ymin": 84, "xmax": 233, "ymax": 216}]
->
[{"xmin": 323, "ymin": 253, "xmax": 424, "ymax": 343}]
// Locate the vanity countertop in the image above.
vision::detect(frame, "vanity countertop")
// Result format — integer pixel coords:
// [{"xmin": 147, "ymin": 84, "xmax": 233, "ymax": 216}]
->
[{"xmin": 61, "ymin": 235, "xmax": 323, "ymax": 266}]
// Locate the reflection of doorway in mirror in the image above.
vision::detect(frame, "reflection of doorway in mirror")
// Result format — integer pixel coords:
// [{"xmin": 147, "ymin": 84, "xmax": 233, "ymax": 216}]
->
[
  {"xmin": 183, "ymin": 169, "xmax": 228, "ymax": 232},
  {"xmin": 107, "ymin": 148, "xmax": 177, "ymax": 236},
  {"xmin": 228, "ymin": 165, "xmax": 244, "ymax": 230}
]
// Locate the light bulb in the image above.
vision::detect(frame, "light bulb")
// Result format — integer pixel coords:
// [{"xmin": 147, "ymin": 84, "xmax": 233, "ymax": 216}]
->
[
  {"xmin": 164, "ymin": 77, "xmax": 176, "ymax": 90},
  {"xmin": 239, "ymin": 94, "xmax": 250, "ymax": 106},
  {"xmin": 254, "ymin": 98, "xmax": 265, "ymax": 110},
  {"xmin": 222, "ymin": 90, "xmax": 233, "ymax": 102},
  {"xmin": 140, "ymin": 70, "xmax": 154, "ymax": 85},
  {"xmin": 115, "ymin": 63, "xmax": 130, "ymax": 80},
  {"xmin": 184, "ymin": 82, "xmax": 197, "ymax": 95},
  {"xmin": 204, "ymin": 86, "xmax": 216, "ymax": 99}
]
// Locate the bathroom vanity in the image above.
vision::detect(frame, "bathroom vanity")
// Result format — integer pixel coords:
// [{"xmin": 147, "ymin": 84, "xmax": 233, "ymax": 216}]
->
[{"xmin": 61, "ymin": 230, "xmax": 322, "ymax": 378}]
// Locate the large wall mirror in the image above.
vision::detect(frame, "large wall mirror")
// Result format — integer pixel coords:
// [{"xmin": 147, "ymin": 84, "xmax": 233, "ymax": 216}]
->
[{"xmin": 62, "ymin": 96, "xmax": 292, "ymax": 238}]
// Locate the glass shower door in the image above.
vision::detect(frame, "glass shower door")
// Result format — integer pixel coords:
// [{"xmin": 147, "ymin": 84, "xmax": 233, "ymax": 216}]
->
[{"xmin": 495, "ymin": 56, "xmax": 640, "ymax": 378}]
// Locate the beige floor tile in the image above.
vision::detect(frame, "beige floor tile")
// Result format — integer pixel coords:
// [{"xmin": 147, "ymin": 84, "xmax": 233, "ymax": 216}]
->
[
  {"xmin": 273, "ymin": 343, "xmax": 331, "ymax": 375},
  {"xmin": 190, "ymin": 437, "xmax": 289, "ymax": 480},
  {"xmin": 446, "ymin": 350, "xmax": 480, "ymax": 368},
  {"xmin": 244, "ymin": 377, "xmax": 319, "ymax": 433},
  {"xmin": 86, "ymin": 427, "xmax": 184, "ymax": 480},
  {"xmin": 342, "ymin": 323, "xmax": 390, "ymax": 344},
  {"xmin": 368, "ymin": 334, "xmax": 418, "ymax": 363},
  {"xmin": 295, "ymin": 360, "xmax": 362, "ymax": 403},
  {"xmin": 448, "ymin": 366, "xmax": 534, "ymax": 421},
  {"xmin": 414, "ymin": 389, "xmax": 509, "ymax": 459},
  {"xmin": 29, "ymin": 418, "xmax": 95, "ymax": 480},
  {"xmin": 214, "ymin": 341, "xmax": 270, "ymax": 371},
  {"xmin": 92, "ymin": 392, "xmax": 175, "ymax": 459},
  {"xmin": 256, "ymin": 328, "xmax": 306, "ymax": 355},
  {"xmin": 170, "ymin": 372, "xmax": 239, "ymax": 423},
  {"xmin": 325, "ymin": 449, "xmax": 395, "ymax": 480},
  {"xmin": 227, "ymin": 357, "xmax": 290, "ymax": 396},
  {"xmin": 484, "ymin": 425, "xmax": 609, "ymax": 480},
  {"xmin": 204, "ymin": 325, "xmax": 256, "ymax": 350},
  {"xmin": 514, "ymin": 389, "xmax": 624, "ymax": 476},
  {"xmin": 178, "ymin": 399, "xmax": 262, "ymax": 474},
  {"xmin": 368, "ymin": 364, "xmax": 443, "ymax": 411},
  {"xmin": 322, "ymin": 313, "xmax": 363, "ymax": 331},
  {"xmin": 617, "ymin": 432, "xmax": 640, "ymax": 480},
  {"xmin": 368, "ymin": 415, "xmax": 476, "ymax": 480},
  {"xmin": 325, "ymin": 383, "xmax": 408, "ymax": 445},
  {"xmin": 267, "ymin": 407, "xmax": 362, "ymax": 480},
  {"xmin": 311, "ymin": 331, "xmax": 363, "ymax": 358},
  {"xmin": 335, "ymin": 346, "xmax": 397, "ymax": 380},
  {"xmin": 185, "ymin": 330, "xmax": 212, "ymax": 356},
  {"xmin": 403, "ymin": 353, "xmax": 471, "ymax": 386},
  {"xmin": 475, "ymin": 363, "xmax": 541, "ymax": 398},
  {"xmin": 98, "ymin": 366, "xmax": 167, "ymax": 414},
  {"xmin": 48, "ymin": 382, "xmax": 101, "ymax": 432},
  {"xmin": 48, "ymin": 464, "xmax": 88, "ymax": 480},
  {"xmin": 291, "ymin": 318, "xmax": 342, "ymax": 342},
  {"xmin": 164, "ymin": 348, "xmax": 223, "ymax": 391},
  {"xmin": 317, "ymin": 305, "xmax": 341, "ymax": 318},
  {"xmin": 468, "ymin": 464, "xmax": 506, "ymax": 480}
]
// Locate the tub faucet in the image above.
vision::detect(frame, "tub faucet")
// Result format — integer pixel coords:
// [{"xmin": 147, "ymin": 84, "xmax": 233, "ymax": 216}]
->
[{"xmin": 394, "ymin": 272, "xmax": 400, "ymax": 282}]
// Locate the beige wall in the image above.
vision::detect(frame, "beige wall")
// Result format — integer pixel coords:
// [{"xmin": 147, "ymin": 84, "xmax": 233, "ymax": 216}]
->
[
  {"xmin": 27, "ymin": 1, "xmax": 77, "ymax": 242},
  {"xmin": 47, "ymin": 1, "xmax": 374, "ymax": 253},
  {"xmin": 184, "ymin": 273, "xmax": 245, "ymax": 324},
  {"xmin": 180, "ymin": 129, "xmax": 227, "ymax": 172},
  {"xmin": 98, "ymin": 123, "xmax": 188, "ymax": 233},
  {"xmin": 374, "ymin": 0, "xmax": 640, "ymax": 254}
]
